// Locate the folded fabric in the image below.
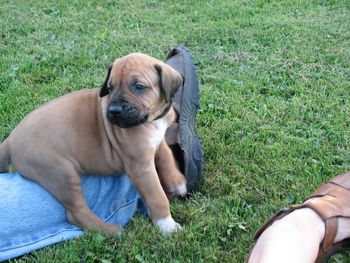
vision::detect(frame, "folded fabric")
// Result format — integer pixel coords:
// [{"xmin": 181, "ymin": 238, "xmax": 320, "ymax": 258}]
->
[{"xmin": 0, "ymin": 172, "xmax": 147, "ymax": 261}]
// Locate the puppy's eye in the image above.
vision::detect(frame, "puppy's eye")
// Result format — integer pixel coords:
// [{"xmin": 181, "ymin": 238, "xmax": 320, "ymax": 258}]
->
[
  {"xmin": 107, "ymin": 86, "xmax": 113, "ymax": 93},
  {"xmin": 134, "ymin": 84, "xmax": 146, "ymax": 93}
]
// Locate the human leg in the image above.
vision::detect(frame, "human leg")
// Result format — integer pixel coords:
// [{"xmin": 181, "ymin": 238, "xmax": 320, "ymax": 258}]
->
[{"xmin": 0, "ymin": 172, "xmax": 145, "ymax": 261}]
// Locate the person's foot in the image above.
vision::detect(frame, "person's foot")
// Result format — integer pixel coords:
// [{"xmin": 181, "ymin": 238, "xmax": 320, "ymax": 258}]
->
[
  {"xmin": 250, "ymin": 171, "xmax": 350, "ymax": 263},
  {"xmin": 164, "ymin": 45, "xmax": 204, "ymax": 192},
  {"xmin": 248, "ymin": 208, "xmax": 324, "ymax": 263},
  {"xmin": 304, "ymin": 171, "xmax": 350, "ymax": 262}
]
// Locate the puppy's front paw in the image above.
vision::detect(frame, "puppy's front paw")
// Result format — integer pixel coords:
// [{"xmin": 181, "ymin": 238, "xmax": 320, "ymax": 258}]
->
[{"xmin": 154, "ymin": 216, "xmax": 182, "ymax": 234}]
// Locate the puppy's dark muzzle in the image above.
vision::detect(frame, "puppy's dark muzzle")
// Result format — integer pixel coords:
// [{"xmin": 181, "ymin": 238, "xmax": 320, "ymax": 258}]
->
[
  {"xmin": 108, "ymin": 102, "xmax": 123, "ymax": 117},
  {"xmin": 107, "ymin": 101, "xmax": 148, "ymax": 128}
]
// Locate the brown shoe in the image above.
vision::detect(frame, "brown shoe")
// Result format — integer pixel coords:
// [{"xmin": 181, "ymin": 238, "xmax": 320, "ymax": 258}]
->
[{"xmin": 252, "ymin": 172, "xmax": 350, "ymax": 263}]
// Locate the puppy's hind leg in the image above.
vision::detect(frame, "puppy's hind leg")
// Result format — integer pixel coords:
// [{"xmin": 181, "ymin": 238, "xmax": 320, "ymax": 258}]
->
[{"xmin": 22, "ymin": 163, "xmax": 121, "ymax": 235}]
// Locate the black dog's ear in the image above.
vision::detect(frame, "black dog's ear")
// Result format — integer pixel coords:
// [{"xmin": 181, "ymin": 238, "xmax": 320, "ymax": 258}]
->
[
  {"xmin": 155, "ymin": 63, "xmax": 183, "ymax": 103},
  {"xmin": 99, "ymin": 65, "xmax": 112, "ymax": 97}
]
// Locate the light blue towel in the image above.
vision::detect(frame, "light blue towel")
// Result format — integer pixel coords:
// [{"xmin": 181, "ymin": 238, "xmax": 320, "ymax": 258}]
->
[{"xmin": 0, "ymin": 172, "xmax": 147, "ymax": 261}]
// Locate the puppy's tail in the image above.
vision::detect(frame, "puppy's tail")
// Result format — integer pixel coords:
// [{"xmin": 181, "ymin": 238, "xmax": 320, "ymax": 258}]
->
[{"xmin": 0, "ymin": 139, "xmax": 10, "ymax": 173}]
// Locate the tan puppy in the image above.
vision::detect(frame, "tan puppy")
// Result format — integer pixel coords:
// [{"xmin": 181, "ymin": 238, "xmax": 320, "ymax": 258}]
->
[{"xmin": 0, "ymin": 53, "xmax": 187, "ymax": 234}]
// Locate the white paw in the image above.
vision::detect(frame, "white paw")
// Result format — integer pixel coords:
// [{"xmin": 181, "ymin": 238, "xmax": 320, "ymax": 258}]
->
[{"xmin": 154, "ymin": 216, "xmax": 182, "ymax": 234}]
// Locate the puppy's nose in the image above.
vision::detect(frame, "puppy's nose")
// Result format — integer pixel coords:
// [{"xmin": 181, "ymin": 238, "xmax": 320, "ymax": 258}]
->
[{"xmin": 108, "ymin": 102, "xmax": 123, "ymax": 116}]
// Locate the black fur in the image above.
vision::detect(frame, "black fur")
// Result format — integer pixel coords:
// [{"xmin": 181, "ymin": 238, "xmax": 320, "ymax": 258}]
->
[{"xmin": 99, "ymin": 65, "xmax": 112, "ymax": 97}]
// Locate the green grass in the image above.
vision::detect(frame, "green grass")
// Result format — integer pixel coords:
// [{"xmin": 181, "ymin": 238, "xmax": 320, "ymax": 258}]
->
[{"xmin": 1, "ymin": 0, "xmax": 350, "ymax": 262}]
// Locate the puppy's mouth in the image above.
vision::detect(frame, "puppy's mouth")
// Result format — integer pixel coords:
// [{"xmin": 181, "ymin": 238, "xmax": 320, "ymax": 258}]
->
[{"xmin": 107, "ymin": 101, "xmax": 149, "ymax": 128}]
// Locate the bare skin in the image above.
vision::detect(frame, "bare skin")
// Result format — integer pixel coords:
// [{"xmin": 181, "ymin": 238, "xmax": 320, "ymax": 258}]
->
[{"xmin": 248, "ymin": 198, "xmax": 350, "ymax": 263}]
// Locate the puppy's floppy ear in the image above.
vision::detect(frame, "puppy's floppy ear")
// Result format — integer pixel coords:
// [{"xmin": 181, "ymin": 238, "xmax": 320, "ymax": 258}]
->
[
  {"xmin": 155, "ymin": 63, "xmax": 183, "ymax": 103},
  {"xmin": 99, "ymin": 65, "xmax": 112, "ymax": 97}
]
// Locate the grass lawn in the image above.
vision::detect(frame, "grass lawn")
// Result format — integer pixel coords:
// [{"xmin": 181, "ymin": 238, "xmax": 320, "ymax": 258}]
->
[{"xmin": 1, "ymin": 0, "xmax": 350, "ymax": 262}]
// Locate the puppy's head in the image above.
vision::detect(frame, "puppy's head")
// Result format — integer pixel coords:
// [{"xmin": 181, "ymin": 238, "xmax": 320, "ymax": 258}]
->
[{"xmin": 100, "ymin": 53, "xmax": 182, "ymax": 128}]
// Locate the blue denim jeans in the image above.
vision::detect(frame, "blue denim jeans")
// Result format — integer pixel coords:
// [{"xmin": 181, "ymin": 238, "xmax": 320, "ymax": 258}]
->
[{"xmin": 0, "ymin": 172, "xmax": 147, "ymax": 261}]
